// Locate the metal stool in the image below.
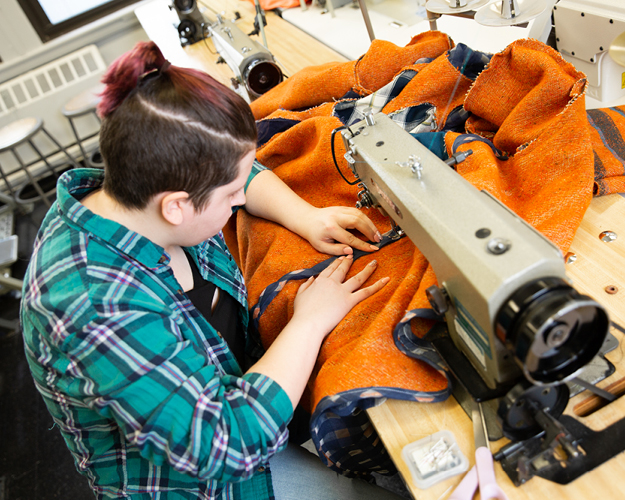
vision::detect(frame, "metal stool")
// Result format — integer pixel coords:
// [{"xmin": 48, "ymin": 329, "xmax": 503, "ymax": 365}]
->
[
  {"xmin": 0, "ymin": 191, "xmax": 22, "ymax": 334},
  {"xmin": 0, "ymin": 117, "xmax": 80, "ymax": 207},
  {"xmin": 61, "ymin": 84, "xmax": 104, "ymax": 166}
]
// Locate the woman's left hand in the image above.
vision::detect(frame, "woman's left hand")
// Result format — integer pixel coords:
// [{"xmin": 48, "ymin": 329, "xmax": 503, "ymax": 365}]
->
[{"xmin": 300, "ymin": 206, "xmax": 382, "ymax": 256}]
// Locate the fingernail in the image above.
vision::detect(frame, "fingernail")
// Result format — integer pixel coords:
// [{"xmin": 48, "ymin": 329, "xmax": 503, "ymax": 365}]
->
[
  {"xmin": 369, "ymin": 245, "xmax": 379, "ymax": 251},
  {"xmin": 382, "ymin": 277, "xmax": 390, "ymax": 284},
  {"xmin": 375, "ymin": 231, "xmax": 382, "ymax": 242},
  {"xmin": 346, "ymin": 254, "xmax": 353, "ymax": 260},
  {"xmin": 369, "ymin": 260, "xmax": 378, "ymax": 267},
  {"xmin": 338, "ymin": 256, "xmax": 345, "ymax": 261}
]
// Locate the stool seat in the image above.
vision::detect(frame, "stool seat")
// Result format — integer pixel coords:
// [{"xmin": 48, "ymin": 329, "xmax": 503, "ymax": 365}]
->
[
  {"xmin": 61, "ymin": 84, "xmax": 104, "ymax": 118},
  {"xmin": 0, "ymin": 118, "xmax": 43, "ymax": 152}
]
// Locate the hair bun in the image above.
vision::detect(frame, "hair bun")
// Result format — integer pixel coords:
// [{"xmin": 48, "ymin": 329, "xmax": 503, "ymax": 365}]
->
[{"xmin": 97, "ymin": 41, "xmax": 167, "ymax": 118}]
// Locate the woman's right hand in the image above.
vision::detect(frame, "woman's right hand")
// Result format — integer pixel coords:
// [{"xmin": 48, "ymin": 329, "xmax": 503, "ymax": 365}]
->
[
  {"xmin": 247, "ymin": 255, "xmax": 389, "ymax": 407},
  {"xmin": 291, "ymin": 255, "xmax": 390, "ymax": 340}
]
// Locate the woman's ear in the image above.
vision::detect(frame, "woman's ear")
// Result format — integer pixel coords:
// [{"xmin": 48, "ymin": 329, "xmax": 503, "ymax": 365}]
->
[{"xmin": 160, "ymin": 191, "xmax": 191, "ymax": 226}]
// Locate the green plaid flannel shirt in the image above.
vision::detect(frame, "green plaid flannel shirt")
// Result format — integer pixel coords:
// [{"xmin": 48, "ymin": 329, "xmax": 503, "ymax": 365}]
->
[{"xmin": 20, "ymin": 167, "xmax": 293, "ymax": 499}]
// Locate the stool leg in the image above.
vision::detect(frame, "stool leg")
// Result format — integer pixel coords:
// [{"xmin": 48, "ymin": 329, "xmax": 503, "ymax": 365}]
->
[
  {"xmin": 40, "ymin": 127, "xmax": 80, "ymax": 169},
  {"xmin": 27, "ymin": 139, "xmax": 58, "ymax": 177},
  {"xmin": 11, "ymin": 149, "xmax": 52, "ymax": 207},
  {"xmin": 0, "ymin": 163, "xmax": 17, "ymax": 200},
  {"xmin": 67, "ymin": 117, "xmax": 87, "ymax": 163}
]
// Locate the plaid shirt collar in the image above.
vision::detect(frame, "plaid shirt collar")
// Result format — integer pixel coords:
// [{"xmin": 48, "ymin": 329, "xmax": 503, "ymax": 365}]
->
[{"xmin": 56, "ymin": 168, "xmax": 172, "ymax": 271}]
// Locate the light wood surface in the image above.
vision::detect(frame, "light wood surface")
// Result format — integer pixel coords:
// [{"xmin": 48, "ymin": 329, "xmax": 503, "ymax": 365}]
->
[
  {"xmin": 184, "ymin": 0, "xmax": 348, "ymax": 85},
  {"xmin": 368, "ymin": 193, "xmax": 625, "ymax": 500}
]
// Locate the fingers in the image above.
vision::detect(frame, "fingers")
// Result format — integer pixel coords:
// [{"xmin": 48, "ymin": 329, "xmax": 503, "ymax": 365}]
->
[
  {"xmin": 296, "ymin": 276, "xmax": 314, "ymax": 295},
  {"xmin": 344, "ymin": 259, "xmax": 379, "ymax": 292},
  {"xmin": 351, "ymin": 276, "xmax": 391, "ymax": 304},
  {"xmin": 313, "ymin": 255, "xmax": 355, "ymax": 286},
  {"xmin": 338, "ymin": 209, "xmax": 382, "ymax": 244},
  {"xmin": 332, "ymin": 228, "xmax": 380, "ymax": 253},
  {"xmin": 318, "ymin": 255, "xmax": 347, "ymax": 278},
  {"xmin": 313, "ymin": 241, "xmax": 354, "ymax": 257}
]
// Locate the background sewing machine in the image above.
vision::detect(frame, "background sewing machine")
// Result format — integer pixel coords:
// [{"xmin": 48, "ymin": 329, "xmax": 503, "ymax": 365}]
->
[
  {"xmin": 136, "ymin": 0, "xmax": 283, "ymax": 102},
  {"xmin": 341, "ymin": 111, "xmax": 625, "ymax": 489}
]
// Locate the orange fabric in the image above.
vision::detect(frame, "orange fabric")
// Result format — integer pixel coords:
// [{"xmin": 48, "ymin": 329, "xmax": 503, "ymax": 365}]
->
[
  {"xmin": 228, "ymin": 36, "xmax": 598, "ymax": 417},
  {"xmin": 246, "ymin": 0, "xmax": 303, "ymax": 11},
  {"xmin": 250, "ymin": 31, "xmax": 454, "ymax": 120}
]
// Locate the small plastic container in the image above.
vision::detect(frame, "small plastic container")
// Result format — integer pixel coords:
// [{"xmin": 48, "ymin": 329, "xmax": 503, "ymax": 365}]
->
[{"xmin": 401, "ymin": 430, "xmax": 469, "ymax": 489}]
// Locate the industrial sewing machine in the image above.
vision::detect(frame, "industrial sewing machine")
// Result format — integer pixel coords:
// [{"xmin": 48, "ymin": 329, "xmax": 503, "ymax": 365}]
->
[
  {"xmin": 170, "ymin": 0, "xmax": 283, "ymax": 101},
  {"xmin": 340, "ymin": 111, "xmax": 625, "ymax": 486}
]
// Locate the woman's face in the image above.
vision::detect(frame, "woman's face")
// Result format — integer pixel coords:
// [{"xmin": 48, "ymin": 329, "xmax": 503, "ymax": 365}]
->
[{"xmin": 184, "ymin": 149, "xmax": 255, "ymax": 244}]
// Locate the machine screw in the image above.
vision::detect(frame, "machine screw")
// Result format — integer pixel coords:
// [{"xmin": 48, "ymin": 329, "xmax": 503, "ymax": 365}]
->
[
  {"xmin": 546, "ymin": 325, "xmax": 570, "ymax": 348},
  {"xmin": 486, "ymin": 237, "xmax": 511, "ymax": 255}
]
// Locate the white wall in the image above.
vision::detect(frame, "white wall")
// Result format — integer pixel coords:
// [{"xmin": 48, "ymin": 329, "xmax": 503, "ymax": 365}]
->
[{"xmin": 0, "ymin": 0, "xmax": 151, "ymax": 178}]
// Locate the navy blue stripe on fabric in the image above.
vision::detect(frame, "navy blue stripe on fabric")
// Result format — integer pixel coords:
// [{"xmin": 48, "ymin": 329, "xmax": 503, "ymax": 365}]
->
[
  {"xmin": 587, "ymin": 109, "xmax": 625, "ymax": 174},
  {"xmin": 257, "ymin": 118, "xmax": 301, "ymax": 148},
  {"xmin": 251, "ymin": 232, "xmax": 402, "ymax": 330},
  {"xmin": 443, "ymin": 107, "xmax": 471, "ymax": 132},
  {"xmin": 393, "ymin": 308, "xmax": 448, "ymax": 372},
  {"xmin": 452, "ymin": 134, "xmax": 509, "ymax": 160},
  {"xmin": 310, "ymin": 384, "xmax": 450, "ymax": 476},
  {"xmin": 593, "ymin": 150, "xmax": 608, "ymax": 195},
  {"xmin": 339, "ymin": 90, "xmax": 362, "ymax": 100}
]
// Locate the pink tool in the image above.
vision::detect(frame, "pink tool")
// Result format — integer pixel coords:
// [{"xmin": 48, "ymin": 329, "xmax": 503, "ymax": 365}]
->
[{"xmin": 448, "ymin": 400, "xmax": 509, "ymax": 500}]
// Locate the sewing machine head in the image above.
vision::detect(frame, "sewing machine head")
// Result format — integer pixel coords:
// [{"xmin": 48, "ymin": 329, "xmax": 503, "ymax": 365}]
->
[
  {"xmin": 207, "ymin": 17, "xmax": 282, "ymax": 101},
  {"xmin": 339, "ymin": 112, "xmax": 611, "ymax": 454}
]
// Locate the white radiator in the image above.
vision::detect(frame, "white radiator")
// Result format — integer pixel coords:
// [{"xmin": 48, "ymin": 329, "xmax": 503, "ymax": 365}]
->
[{"xmin": 0, "ymin": 45, "xmax": 106, "ymax": 118}]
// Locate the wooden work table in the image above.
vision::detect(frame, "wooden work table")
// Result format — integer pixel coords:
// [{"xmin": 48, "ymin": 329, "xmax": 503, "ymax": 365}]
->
[{"xmin": 136, "ymin": 2, "xmax": 625, "ymax": 497}]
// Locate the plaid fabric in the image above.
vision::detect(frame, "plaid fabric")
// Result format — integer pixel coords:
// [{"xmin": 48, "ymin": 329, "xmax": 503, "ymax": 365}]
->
[
  {"xmin": 333, "ymin": 69, "xmax": 418, "ymax": 127},
  {"xmin": 333, "ymin": 44, "xmax": 490, "ymax": 134},
  {"xmin": 20, "ymin": 167, "xmax": 293, "ymax": 500}
]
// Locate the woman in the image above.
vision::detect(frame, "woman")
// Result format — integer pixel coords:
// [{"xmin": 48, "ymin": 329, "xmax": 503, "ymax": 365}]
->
[{"xmin": 20, "ymin": 42, "xmax": 400, "ymax": 499}]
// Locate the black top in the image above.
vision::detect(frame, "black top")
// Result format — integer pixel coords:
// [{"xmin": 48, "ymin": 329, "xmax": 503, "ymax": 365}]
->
[{"xmin": 184, "ymin": 251, "xmax": 246, "ymax": 367}]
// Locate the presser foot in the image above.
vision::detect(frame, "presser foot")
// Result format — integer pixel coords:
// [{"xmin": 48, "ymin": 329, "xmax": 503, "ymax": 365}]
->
[{"xmin": 495, "ymin": 412, "xmax": 625, "ymax": 486}]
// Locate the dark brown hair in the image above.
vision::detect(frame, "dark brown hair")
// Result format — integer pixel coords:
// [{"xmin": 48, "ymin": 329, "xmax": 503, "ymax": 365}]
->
[{"xmin": 97, "ymin": 42, "xmax": 257, "ymax": 210}]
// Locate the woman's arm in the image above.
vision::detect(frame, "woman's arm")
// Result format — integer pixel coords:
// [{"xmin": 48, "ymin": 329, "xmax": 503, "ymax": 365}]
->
[
  {"xmin": 244, "ymin": 169, "xmax": 382, "ymax": 255},
  {"xmin": 246, "ymin": 255, "xmax": 389, "ymax": 408}
]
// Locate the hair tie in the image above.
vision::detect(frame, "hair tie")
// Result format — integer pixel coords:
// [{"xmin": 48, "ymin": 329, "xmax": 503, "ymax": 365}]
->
[{"xmin": 139, "ymin": 60, "xmax": 172, "ymax": 81}]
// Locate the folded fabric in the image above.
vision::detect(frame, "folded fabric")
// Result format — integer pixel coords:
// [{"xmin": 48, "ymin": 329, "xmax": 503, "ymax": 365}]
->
[
  {"xmin": 224, "ymin": 33, "xmax": 621, "ymax": 479},
  {"xmin": 587, "ymin": 107, "xmax": 625, "ymax": 195}
]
